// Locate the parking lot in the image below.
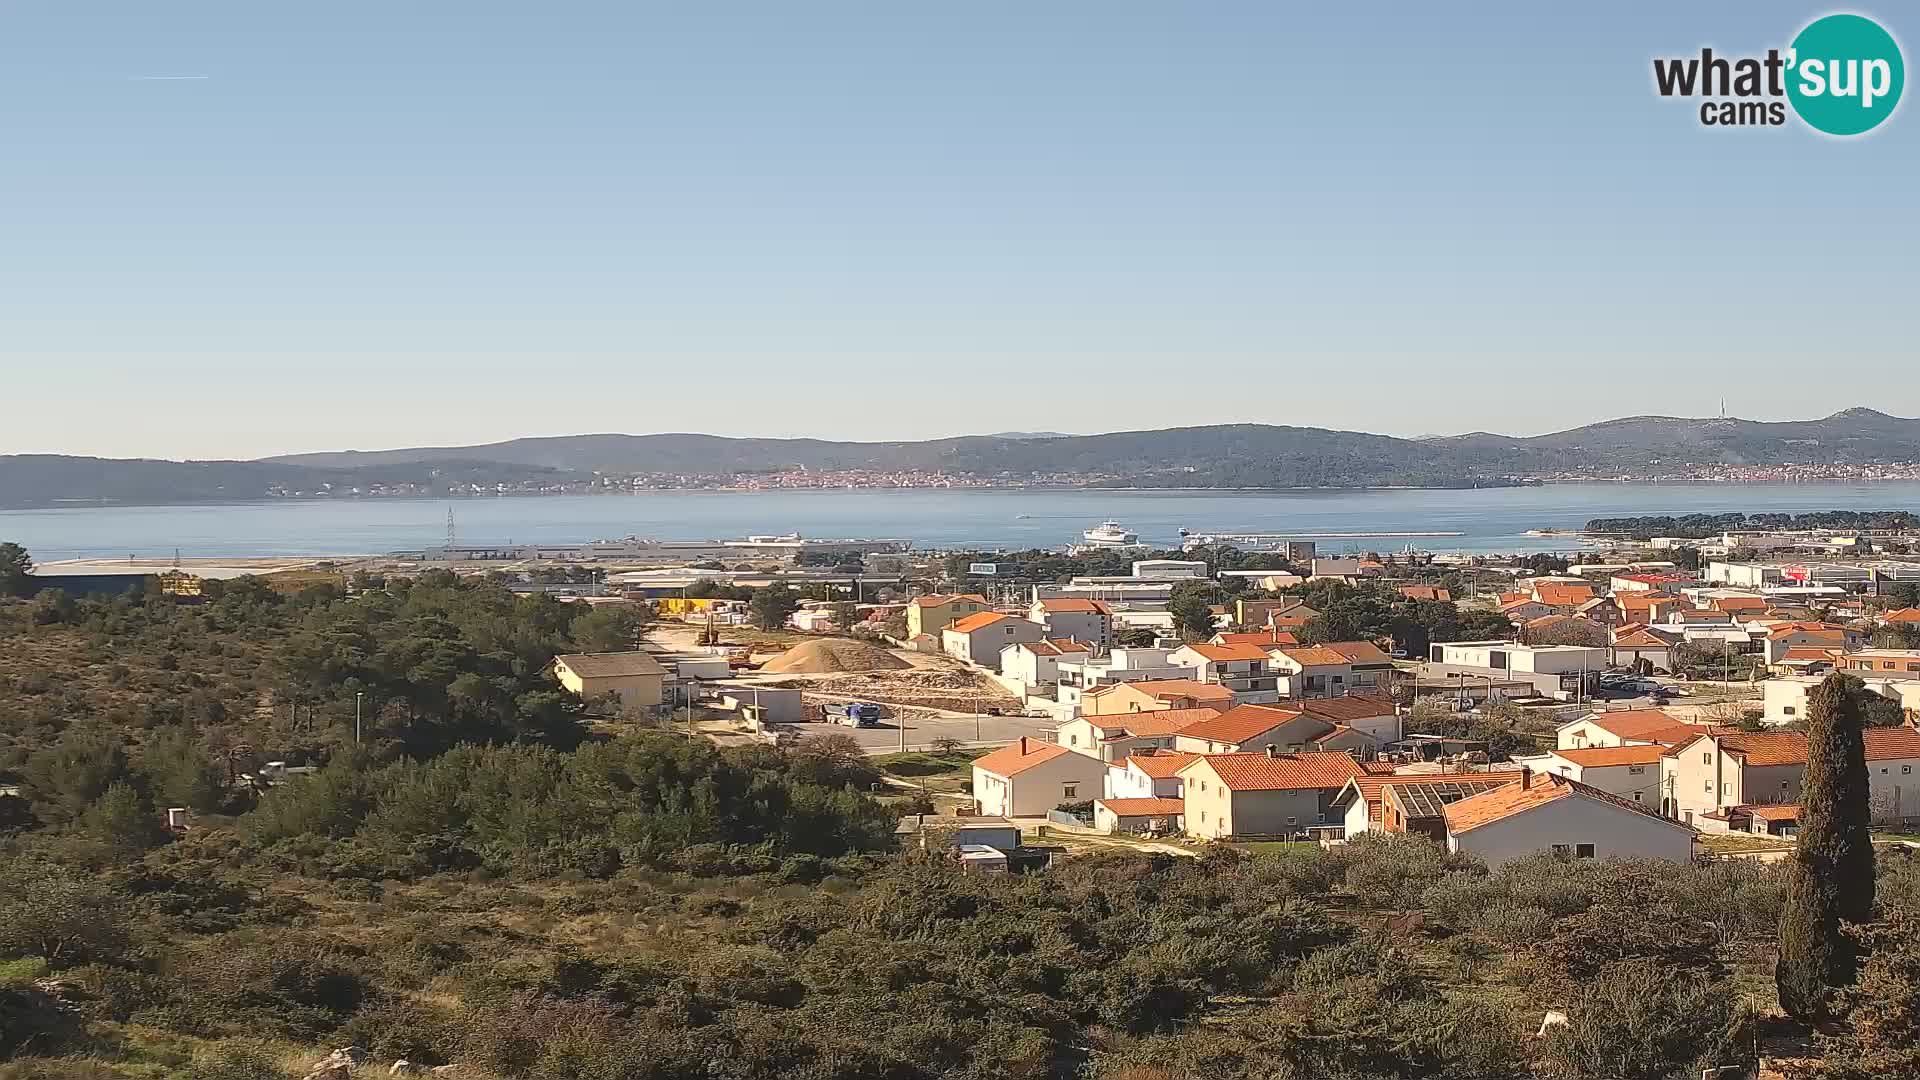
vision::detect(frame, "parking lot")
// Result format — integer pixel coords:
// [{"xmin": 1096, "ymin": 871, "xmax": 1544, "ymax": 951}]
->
[{"xmin": 830, "ymin": 711, "xmax": 1056, "ymax": 754}]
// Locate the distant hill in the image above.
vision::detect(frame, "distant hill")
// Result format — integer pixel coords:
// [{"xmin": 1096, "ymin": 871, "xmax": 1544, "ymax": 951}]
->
[{"xmin": 5, "ymin": 408, "xmax": 1920, "ymax": 508}]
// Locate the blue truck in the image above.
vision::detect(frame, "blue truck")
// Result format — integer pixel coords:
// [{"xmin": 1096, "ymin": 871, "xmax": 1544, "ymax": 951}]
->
[{"xmin": 823, "ymin": 701, "xmax": 883, "ymax": 727}]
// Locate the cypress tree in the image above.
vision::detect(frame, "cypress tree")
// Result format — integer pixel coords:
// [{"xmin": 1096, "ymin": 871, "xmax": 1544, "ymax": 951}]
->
[{"xmin": 1776, "ymin": 672, "xmax": 1875, "ymax": 1021}]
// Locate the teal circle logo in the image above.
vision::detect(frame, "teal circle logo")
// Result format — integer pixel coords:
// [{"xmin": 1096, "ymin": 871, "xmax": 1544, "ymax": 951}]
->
[{"xmin": 1786, "ymin": 14, "xmax": 1904, "ymax": 135}]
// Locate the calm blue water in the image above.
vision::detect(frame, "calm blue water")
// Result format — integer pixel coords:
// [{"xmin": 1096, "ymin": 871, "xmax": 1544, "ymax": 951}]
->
[{"xmin": 5, "ymin": 482, "xmax": 1920, "ymax": 561}]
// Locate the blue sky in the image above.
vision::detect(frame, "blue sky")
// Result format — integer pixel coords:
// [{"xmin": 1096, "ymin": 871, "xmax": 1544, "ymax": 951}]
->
[{"xmin": 2, "ymin": 2, "xmax": 1913, "ymax": 459}]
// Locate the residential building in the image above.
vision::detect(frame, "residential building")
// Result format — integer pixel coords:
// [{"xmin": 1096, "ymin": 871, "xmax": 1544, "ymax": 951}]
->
[
  {"xmin": 1423, "ymin": 641, "xmax": 1606, "ymax": 699},
  {"xmin": 1234, "ymin": 598, "xmax": 1317, "ymax": 630},
  {"xmin": 942, "ymin": 612, "xmax": 1046, "ymax": 671},
  {"xmin": 1104, "ymin": 750, "xmax": 1199, "ymax": 799},
  {"xmin": 970, "ymin": 738, "xmax": 1107, "ymax": 817},
  {"xmin": 1519, "ymin": 614, "xmax": 1608, "ymax": 647},
  {"xmin": 1575, "ymin": 596, "xmax": 1622, "ymax": 627},
  {"xmin": 551, "ymin": 651, "xmax": 667, "ymax": 709},
  {"xmin": 1499, "ymin": 597, "xmax": 1557, "ymax": 623},
  {"xmin": 1442, "ymin": 769, "xmax": 1698, "ymax": 867},
  {"xmin": 894, "ymin": 814, "xmax": 1021, "ymax": 854},
  {"xmin": 1028, "ymin": 598, "xmax": 1115, "ymax": 650},
  {"xmin": 1173, "ymin": 703, "xmax": 1375, "ymax": 756},
  {"xmin": 1531, "ymin": 582, "xmax": 1598, "ymax": 612},
  {"xmin": 1526, "ymin": 744, "xmax": 1666, "ymax": 806},
  {"xmin": 1093, "ymin": 796, "xmax": 1186, "ymax": 835},
  {"xmin": 1763, "ymin": 673, "xmax": 1920, "ymax": 726},
  {"xmin": 1268, "ymin": 645, "xmax": 1357, "ymax": 698},
  {"xmin": 1177, "ymin": 750, "xmax": 1364, "ymax": 839},
  {"xmin": 1610, "ymin": 624, "xmax": 1680, "ymax": 673},
  {"xmin": 1397, "ymin": 585, "xmax": 1452, "ymax": 603},
  {"xmin": 1169, "ymin": 642, "xmax": 1282, "ymax": 703},
  {"xmin": 1659, "ymin": 728, "xmax": 1920, "ymax": 826},
  {"xmin": 1082, "ymin": 678, "xmax": 1236, "ymax": 715},
  {"xmin": 1882, "ymin": 607, "xmax": 1920, "ymax": 626},
  {"xmin": 1841, "ymin": 649, "xmax": 1920, "ymax": 680},
  {"xmin": 1130, "ymin": 559, "xmax": 1208, "ymax": 579},
  {"xmin": 1763, "ymin": 622, "xmax": 1861, "ymax": 663},
  {"xmin": 907, "ymin": 593, "xmax": 989, "ymax": 638},
  {"xmin": 1056, "ymin": 709, "xmax": 1223, "ymax": 762},
  {"xmin": 1332, "ymin": 773, "xmax": 1517, "ymax": 840},
  {"xmin": 1321, "ymin": 640, "xmax": 1397, "ymax": 688},
  {"xmin": 1053, "ymin": 648, "xmax": 1198, "ymax": 712},
  {"xmin": 1556, "ymin": 709, "xmax": 1701, "ymax": 751},
  {"xmin": 1000, "ymin": 639, "xmax": 1093, "ymax": 690}
]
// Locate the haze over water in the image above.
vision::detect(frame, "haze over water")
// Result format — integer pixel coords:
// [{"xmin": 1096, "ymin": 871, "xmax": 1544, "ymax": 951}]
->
[{"xmin": 6, "ymin": 482, "xmax": 1920, "ymax": 563}]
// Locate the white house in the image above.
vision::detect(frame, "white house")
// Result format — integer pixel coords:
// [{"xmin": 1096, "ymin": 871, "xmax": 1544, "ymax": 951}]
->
[
  {"xmin": 1524, "ymin": 744, "xmax": 1666, "ymax": 806},
  {"xmin": 1763, "ymin": 674, "xmax": 1920, "ymax": 726},
  {"xmin": 1555, "ymin": 709, "xmax": 1698, "ymax": 750},
  {"xmin": 1104, "ymin": 750, "xmax": 1198, "ymax": 800},
  {"xmin": 970, "ymin": 738, "xmax": 1107, "ymax": 817},
  {"xmin": 1053, "ymin": 647, "xmax": 1196, "ymax": 713},
  {"xmin": 1169, "ymin": 642, "xmax": 1282, "ymax": 704},
  {"xmin": 1055, "ymin": 708, "xmax": 1223, "ymax": 762},
  {"xmin": 1267, "ymin": 645, "xmax": 1357, "ymax": 699},
  {"xmin": 1000, "ymin": 638, "xmax": 1093, "ymax": 690},
  {"xmin": 942, "ymin": 612, "xmax": 1046, "ymax": 672},
  {"xmin": 1028, "ymin": 598, "xmax": 1116, "ymax": 651},
  {"xmin": 1441, "ymin": 770, "xmax": 1698, "ymax": 867}
]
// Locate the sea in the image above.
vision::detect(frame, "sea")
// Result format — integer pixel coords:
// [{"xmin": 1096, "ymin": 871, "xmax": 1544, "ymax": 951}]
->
[{"xmin": 6, "ymin": 482, "xmax": 1920, "ymax": 563}]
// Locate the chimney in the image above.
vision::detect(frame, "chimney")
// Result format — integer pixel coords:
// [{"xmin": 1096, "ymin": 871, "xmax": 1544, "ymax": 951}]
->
[
  {"xmin": 1265, "ymin": 744, "xmax": 1278, "ymax": 759},
  {"xmin": 1520, "ymin": 765, "xmax": 1532, "ymax": 789},
  {"xmin": 1019, "ymin": 736, "xmax": 1030, "ymax": 755}
]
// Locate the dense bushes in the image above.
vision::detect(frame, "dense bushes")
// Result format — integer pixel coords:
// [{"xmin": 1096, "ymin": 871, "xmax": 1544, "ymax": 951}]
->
[{"xmin": 246, "ymin": 735, "xmax": 899, "ymax": 878}]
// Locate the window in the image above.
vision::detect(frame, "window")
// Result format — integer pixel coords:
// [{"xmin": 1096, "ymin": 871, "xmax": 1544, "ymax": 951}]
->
[
  {"xmin": 1722, "ymin": 783, "xmax": 1732, "ymax": 796},
  {"xmin": 1705, "ymin": 780, "xmax": 1714, "ymax": 793},
  {"xmin": 1783, "ymin": 707, "xmax": 1796, "ymax": 716},
  {"xmin": 1200, "ymin": 811, "xmax": 1207, "ymax": 823},
  {"xmin": 1069, "ymin": 735, "xmax": 1078, "ymax": 746},
  {"xmin": 1063, "ymin": 785, "xmax": 1078, "ymax": 799},
  {"xmin": 1576, "ymin": 844, "xmax": 1595, "ymax": 858},
  {"xmin": 1632, "ymin": 791, "xmax": 1643, "ymax": 802},
  {"xmin": 1702, "ymin": 753, "xmax": 1712, "ymax": 764},
  {"xmin": 1628, "ymin": 765, "xmax": 1646, "ymax": 775},
  {"xmin": 1551, "ymin": 844, "xmax": 1572, "ymax": 857}
]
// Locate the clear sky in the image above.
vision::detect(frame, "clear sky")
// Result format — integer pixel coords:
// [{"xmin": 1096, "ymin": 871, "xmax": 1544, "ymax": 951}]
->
[{"xmin": 2, "ymin": 2, "xmax": 1914, "ymax": 460}]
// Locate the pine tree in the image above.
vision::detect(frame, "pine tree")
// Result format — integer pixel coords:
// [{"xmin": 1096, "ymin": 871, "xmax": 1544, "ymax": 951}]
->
[{"xmin": 1776, "ymin": 672, "xmax": 1875, "ymax": 1021}]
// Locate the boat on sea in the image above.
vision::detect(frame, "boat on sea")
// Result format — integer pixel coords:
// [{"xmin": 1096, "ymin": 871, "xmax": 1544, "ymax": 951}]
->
[{"xmin": 1080, "ymin": 521, "xmax": 1141, "ymax": 548}]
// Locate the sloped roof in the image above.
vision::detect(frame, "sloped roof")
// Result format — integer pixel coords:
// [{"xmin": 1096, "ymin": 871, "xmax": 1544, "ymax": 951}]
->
[
  {"xmin": 948, "ymin": 611, "xmax": 1020, "ymax": 634},
  {"xmin": 1710, "ymin": 595, "xmax": 1769, "ymax": 612},
  {"xmin": 1123, "ymin": 751, "xmax": 1200, "ymax": 778},
  {"xmin": 1275, "ymin": 645, "xmax": 1353, "ymax": 667},
  {"xmin": 1883, "ymin": 608, "xmax": 1920, "ymax": 624},
  {"xmin": 1743, "ymin": 804, "xmax": 1800, "ymax": 822},
  {"xmin": 1534, "ymin": 584, "xmax": 1596, "ymax": 606},
  {"xmin": 1323, "ymin": 640, "xmax": 1395, "ymax": 666},
  {"xmin": 1175, "ymin": 704, "xmax": 1308, "ymax": 745},
  {"xmin": 1570, "ymin": 709, "xmax": 1694, "ymax": 743},
  {"xmin": 1332, "ymin": 771, "xmax": 1519, "ymax": 814},
  {"xmin": 1086, "ymin": 678, "xmax": 1235, "ymax": 704},
  {"xmin": 1098, "ymin": 709, "xmax": 1224, "ymax": 739},
  {"xmin": 971, "ymin": 739, "xmax": 1074, "ymax": 778},
  {"xmin": 1552, "ymin": 744, "xmax": 1669, "ymax": 767},
  {"xmin": 1182, "ymin": 642, "xmax": 1273, "ymax": 662},
  {"xmin": 554, "ymin": 651, "xmax": 667, "ymax": 678},
  {"xmin": 1613, "ymin": 627, "xmax": 1678, "ymax": 648},
  {"xmin": 1016, "ymin": 639, "xmax": 1092, "ymax": 657},
  {"xmin": 1183, "ymin": 751, "xmax": 1363, "ymax": 792},
  {"xmin": 1443, "ymin": 772, "xmax": 1693, "ymax": 835},
  {"xmin": 1398, "ymin": 586, "xmax": 1451, "ymax": 602},
  {"xmin": 912, "ymin": 593, "xmax": 986, "ymax": 608},
  {"xmin": 1768, "ymin": 622, "xmax": 1847, "ymax": 639},
  {"xmin": 1865, "ymin": 725, "xmax": 1920, "ymax": 761},
  {"xmin": 1095, "ymin": 797, "xmax": 1185, "ymax": 816}
]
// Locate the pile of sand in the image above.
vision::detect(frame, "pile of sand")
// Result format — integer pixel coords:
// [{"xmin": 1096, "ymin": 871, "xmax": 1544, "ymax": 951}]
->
[{"xmin": 759, "ymin": 638, "xmax": 912, "ymax": 674}]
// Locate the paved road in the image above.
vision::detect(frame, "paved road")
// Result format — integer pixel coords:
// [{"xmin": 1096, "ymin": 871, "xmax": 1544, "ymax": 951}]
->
[{"xmin": 833, "ymin": 712, "xmax": 1055, "ymax": 754}]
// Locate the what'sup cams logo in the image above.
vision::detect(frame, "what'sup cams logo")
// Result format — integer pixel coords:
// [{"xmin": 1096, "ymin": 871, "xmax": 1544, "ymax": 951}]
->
[{"xmin": 1654, "ymin": 12, "xmax": 1904, "ymax": 135}]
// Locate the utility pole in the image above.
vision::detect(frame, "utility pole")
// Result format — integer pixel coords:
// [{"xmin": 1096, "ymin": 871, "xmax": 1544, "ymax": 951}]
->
[{"xmin": 355, "ymin": 692, "xmax": 364, "ymax": 743}]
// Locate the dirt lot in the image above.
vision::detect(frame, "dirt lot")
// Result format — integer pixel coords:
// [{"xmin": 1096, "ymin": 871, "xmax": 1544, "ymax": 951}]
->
[{"xmin": 773, "ymin": 667, "xmax": 1022, "ymax": 715}]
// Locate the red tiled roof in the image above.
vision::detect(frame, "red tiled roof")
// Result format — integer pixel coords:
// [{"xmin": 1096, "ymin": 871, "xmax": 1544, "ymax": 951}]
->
[
  {"xmin": 1744, "ymin": 804, "xmax": 1800, "ymax": 821},
  {"xmin": 1323, "ymin": 640, "xmax": 1395, "ymax": 666},
  {"xmin": 1443, "ymin": 772, "xmax": 1691, "ymax": 834},
  {"xmin": 1275, "ymin": 645, "xmax": 1352, "ymax": 667},
  {"xmin": 1086, "ymin": 678, "xmax": 1235, "ymax": 704},
  {"xmin": 1613, "ymin": 628, "xmax": 1675, "ymax": 648},
  {"xmin": 1174, "ymin": 703, "xmax": 1305, "ymax": 745},
  {"xmin": 1575, "ymin": 709, "xmax": 1692, "ymax": 742},
  {"xmin": 1710, "ymin": 595, "xmax": 1769, "ymax": 612},
  {"xmin": 1534, "ymin": 584, "xmax": 1596, "ymax": 607},
  {"xmin": 1552, "ymin": 744, "xmax": 1668, "ymax": 767},
  {"xmin": 1017, "ymin": 639, "xmax": 1092, "ymax": 657},
  {"xmin": 1768, "ymin": 622, "xmax": 1847, "ymax": 639},
  {"xmin": 1098, "ymin": 709, "xmax": 1224, "ymax": 739},
  {"xmin": 913, "ymin": 593, "xmax": 986, "ymax": 608},
  {"xmin": 1780, "ymin": 647, "xmax": 1842, "ymax": 662},
  {"xmin": 1183, "ymin": 751, "xmax": 1363, "ymax": 791},
  {"xmin": 947, "ymin": 611, "xmax": 1016, "ymax": 634},
  {"xmin": 1866, "ymin": 725, "xmax": 1920, "ymax": 761},
  {"xmin": 1884, "ymin": 608, "xmax": 1920, "ymax": 624},
  {"xmin": 1182, "ymin": 642, "xmax": 1273, "ymax": 662},
  {"xmin": 971, "ymin": 739, "xmax": 1075, "ymax": 778},
  {"xmin": 1096, "ymin": 797, "xmax": 1185, "ymax": 816},
  {"xmin": 1123, "ymin": 751, "xmax": 1200, "ymax": 778},
  {"xmin": 1398, "ymin": 586, "xmax": 1451, "ymax": 602}
]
